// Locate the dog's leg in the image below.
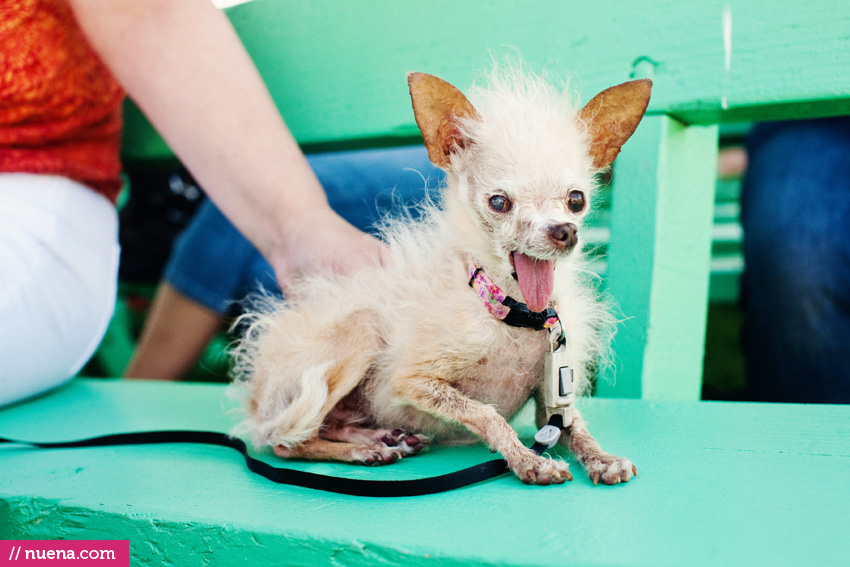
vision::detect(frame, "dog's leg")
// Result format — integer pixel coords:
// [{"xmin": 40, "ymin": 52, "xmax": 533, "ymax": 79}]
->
[
  {"xmin": 566, "ymin": 410, "xmax": 636, "ymax": 485},
  {"xmin": 250, "ymin": 308, "xmax": 384, "ymax": 449},
  {"xmin": 274, "ymin": 436, "xmax": 410, "ymax": 466},
  {"xmin": 535, "ymin": 402, "xmax": 636, "ymax": 485},
  {"xmin": 321, "ymin": 424, "xmax": 430, "ymax": 456},
  {"xmin": 396, "ymin": 375, "xmax": 570, "ymax": 485},
  {"xmin": 270, "ymin": 381, "xmax": 430, "ymax": 465},
  {"xmin": 534, "ymin": 393, "xmax": 635, "ymax": 485}
]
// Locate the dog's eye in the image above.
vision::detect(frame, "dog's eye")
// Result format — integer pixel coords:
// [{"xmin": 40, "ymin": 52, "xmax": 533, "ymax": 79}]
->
[
  {"xmin": 488, "ymin": 195, "xmax": 512, "ymax": 213},
  {"xmin": 567, "ymin": 190, "xmax": 586, "ymax": 213}
]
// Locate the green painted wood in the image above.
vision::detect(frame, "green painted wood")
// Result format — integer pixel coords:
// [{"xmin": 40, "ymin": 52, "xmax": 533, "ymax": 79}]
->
[
  {"xmin": 600, "ymin": 116, "xmax": 718, "ymax": 399},
  {"xmin": 2, "ymin": 379, "xmax": 849, "ymax": 566},
  {"xmin": 121, "ymin": 102, "xmax": 173, "ymax": 166},
  {"xmin": 115, "ymin": 0, "xmax": 850, "ymax": 400},
  {"xmin": 122, "ymin": 0, "xmax": 850, "ymax": 159}
]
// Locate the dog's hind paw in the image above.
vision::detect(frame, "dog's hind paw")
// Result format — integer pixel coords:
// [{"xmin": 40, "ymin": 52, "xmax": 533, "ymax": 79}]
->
[
  {"xmin": 355, "ymin": 444, "xmax": 409, "ymax": 466},
  {"xmin": 354, "ymin": 430, "xmax": 431, "ymax": 465},
  {"xmin": 381, "ymin": 429, "xmax": 431, "ymax": 456}
]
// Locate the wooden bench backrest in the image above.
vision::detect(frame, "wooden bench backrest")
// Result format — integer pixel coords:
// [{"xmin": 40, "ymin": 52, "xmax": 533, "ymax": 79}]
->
[
  {"xmin": 121, "ymin": 0, "xmax": 850, "ymax": 400},
  {"xmin": 124, "ymin": 0, "xmax": 850, "ymax": 158}
]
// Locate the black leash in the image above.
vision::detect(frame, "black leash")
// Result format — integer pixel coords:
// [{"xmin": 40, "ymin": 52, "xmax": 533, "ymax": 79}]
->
[{"xmin": 0, "ymin": 419, "xmax": 563, "ymax": 497}]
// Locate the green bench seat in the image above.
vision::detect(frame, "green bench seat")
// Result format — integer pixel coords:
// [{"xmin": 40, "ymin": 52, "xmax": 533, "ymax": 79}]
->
[{"xmin": 2, "ymin": 379, "xmax": 849, "ymax": 566}]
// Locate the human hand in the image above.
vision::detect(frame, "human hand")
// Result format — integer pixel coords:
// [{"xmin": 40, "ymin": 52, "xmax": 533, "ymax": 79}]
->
[{"xmin": 268, "ymin": 205, "xmax": 387, "ymax": 294}]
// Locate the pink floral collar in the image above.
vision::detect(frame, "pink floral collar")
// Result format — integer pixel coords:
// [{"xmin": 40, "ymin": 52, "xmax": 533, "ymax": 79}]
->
[{"xmin": 467, "ymin": 262, "xmax": 564, "ymax": 346}]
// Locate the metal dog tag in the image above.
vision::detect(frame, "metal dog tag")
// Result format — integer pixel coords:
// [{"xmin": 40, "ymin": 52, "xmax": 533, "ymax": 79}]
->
[{"xmin": 543, "ymin": 347, "xmax": 574, "ymax": 427}]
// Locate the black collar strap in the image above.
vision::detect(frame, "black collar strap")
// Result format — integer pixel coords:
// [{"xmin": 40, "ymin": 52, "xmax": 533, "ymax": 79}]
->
[{"xmin": 500, "ymin": 295, "xmax": 559, "ymax": 331}]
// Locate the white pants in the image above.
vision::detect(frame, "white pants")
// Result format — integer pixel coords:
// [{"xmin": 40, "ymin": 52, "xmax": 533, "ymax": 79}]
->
[{"xmin": 0, "ymin": 174, "xmax": 119, "ymax": 407}]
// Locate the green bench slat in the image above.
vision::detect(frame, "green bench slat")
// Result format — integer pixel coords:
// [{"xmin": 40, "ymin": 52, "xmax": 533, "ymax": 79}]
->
[
  {"xmin": 2, "ymin": 379, "xmax": 848, "ymax": 566},
  {"xmin": 122, "ymin": 0, "xmax": 850, "ymax": 160}
]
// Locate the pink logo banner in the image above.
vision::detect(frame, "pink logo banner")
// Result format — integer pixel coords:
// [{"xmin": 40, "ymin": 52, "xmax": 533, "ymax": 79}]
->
[{"xmin": 1, "ymin": 541, "xmax": 128, "ymax": 566}]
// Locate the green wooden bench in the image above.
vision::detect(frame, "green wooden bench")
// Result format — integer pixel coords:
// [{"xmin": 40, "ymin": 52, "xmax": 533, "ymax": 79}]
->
[
  {"xmin": 5, "ymin": 1, "xmax": 850, "ymax": 565},
  {"xmin": 3, "ymin": 379, "xmax": 850, "ymax": 566}
]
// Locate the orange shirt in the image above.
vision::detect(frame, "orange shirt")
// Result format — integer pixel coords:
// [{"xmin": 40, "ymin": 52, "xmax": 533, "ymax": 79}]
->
[{"xmin": 0, "ymin": 0, "xmax": 125, "ymax": 202}]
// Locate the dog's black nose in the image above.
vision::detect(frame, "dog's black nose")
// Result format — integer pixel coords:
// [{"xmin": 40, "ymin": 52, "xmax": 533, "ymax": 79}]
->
[{"xmin": 548, "ymin": 222, "xmax": 578, "ymax": 250}]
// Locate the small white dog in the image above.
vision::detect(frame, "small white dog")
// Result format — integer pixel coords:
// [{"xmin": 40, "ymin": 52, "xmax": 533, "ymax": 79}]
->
[{"xmin": 233, "ymin": 66, "xmax": 651, "ymax": 486}]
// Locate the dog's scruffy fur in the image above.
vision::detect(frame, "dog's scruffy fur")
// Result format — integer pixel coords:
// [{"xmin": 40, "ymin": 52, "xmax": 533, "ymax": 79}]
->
[{"xmin": 232, "ymin": 66, "xmax": 651, "ymax": 485}]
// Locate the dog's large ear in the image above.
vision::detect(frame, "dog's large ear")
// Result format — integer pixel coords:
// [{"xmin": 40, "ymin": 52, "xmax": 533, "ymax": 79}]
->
[
  {"xmin": 577, "ymin": 79, "xmax": 652, "ymax": 170},
  {"xmin": 408, "ymin": 72, "xmax": 479, "ymax": 169}
]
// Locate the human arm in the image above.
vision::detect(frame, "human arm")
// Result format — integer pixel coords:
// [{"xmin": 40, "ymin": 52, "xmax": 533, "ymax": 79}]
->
[{"xmin": 67, "ymin": 0, "xmax": 384, "ymax": 287}]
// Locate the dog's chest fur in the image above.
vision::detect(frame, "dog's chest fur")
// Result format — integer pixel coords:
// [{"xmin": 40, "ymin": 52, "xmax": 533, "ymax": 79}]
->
[
  {"xmin": 453, "ymin": 325, "xmax": 548, "ymax": 416},
  {"xmin": 361, "ymin": 260, "xmax": 552, "ymax": 439}
]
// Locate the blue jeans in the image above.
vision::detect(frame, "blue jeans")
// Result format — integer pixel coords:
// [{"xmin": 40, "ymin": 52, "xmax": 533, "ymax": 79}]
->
[
  {"xmin": 164, "ymin": 146, "xmax": 441, "ymax": 316},
  {"xmin": 740, "ymin": 118, "xmax": 850, "ymax": 403}
]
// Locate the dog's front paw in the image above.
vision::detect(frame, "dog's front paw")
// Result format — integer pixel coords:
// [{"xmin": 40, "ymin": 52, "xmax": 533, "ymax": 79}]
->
[
  {"xmin": 511, "ymin": 451, "xmax": 572, "ymax": 485},
  {"xmin": 584, "ymin": 454, "xmax": 637, "ymax": 485}
]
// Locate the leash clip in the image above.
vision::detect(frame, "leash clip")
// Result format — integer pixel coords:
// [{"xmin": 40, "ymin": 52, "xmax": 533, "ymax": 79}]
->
[{"xmin": 533, "ymin": 424, "xmax": 562, "ymax": 450}]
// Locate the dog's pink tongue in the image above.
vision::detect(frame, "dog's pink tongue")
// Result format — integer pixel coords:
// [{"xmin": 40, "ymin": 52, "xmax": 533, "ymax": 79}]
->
[{"xmin": 512, "ymin": 252, "xmax": 554, "ymax": 313}]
